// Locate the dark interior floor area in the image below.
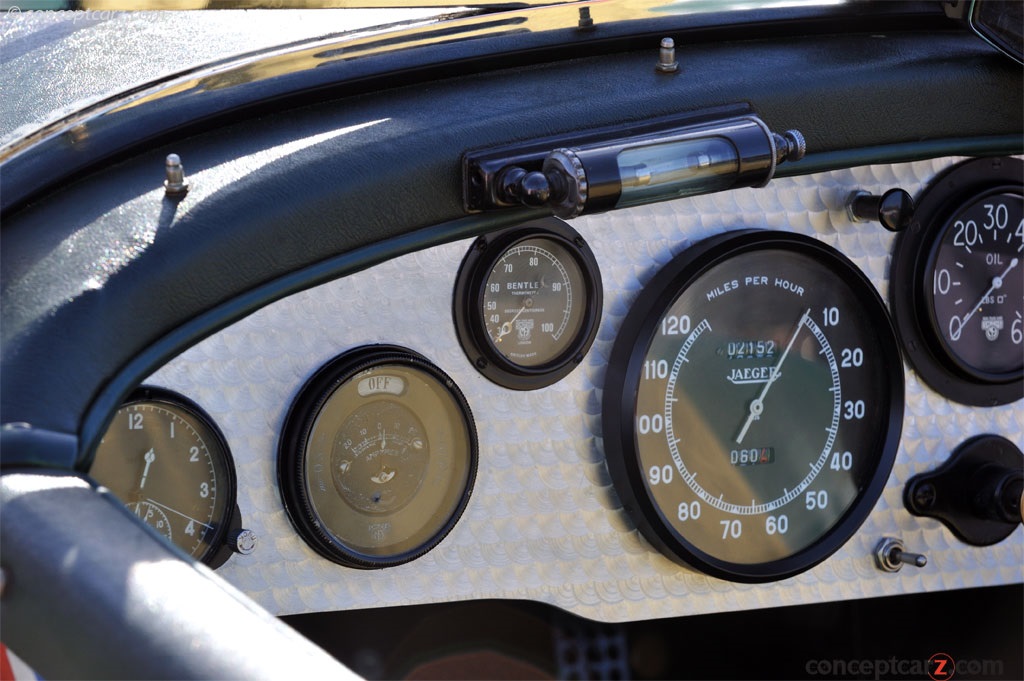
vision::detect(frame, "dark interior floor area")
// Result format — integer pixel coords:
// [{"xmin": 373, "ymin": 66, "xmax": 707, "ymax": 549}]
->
[{"xmin": 284, "ymin": 582, "xmax": 1023, "ymax": 680}]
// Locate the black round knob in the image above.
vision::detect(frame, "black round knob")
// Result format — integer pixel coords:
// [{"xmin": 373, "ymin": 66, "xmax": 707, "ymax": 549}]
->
[
  {"xmin": 497, "ymin": 166, "xmax": 553, "ymax": 208},
  {"xmin": 848, "ymin": 188, "xmax": 915, "ymax": 232},
  {"xmin": 518, "ymin": 171, "xmax": 552, "ymax": 207}
]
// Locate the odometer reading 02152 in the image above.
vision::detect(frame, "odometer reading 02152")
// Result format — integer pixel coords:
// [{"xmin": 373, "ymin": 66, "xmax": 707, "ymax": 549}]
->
[{"xmin": 603, "ymin": 230, "xmax": 904, "ymax": 582}]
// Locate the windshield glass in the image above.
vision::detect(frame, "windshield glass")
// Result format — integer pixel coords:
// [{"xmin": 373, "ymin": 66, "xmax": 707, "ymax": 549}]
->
[
  {"xmin": 2, "ymin": 0, "xmax": 845, "ymax": 12},
  {"xmin": 0, "ymin": 0, "xmax": 848, "ymax": 145}
]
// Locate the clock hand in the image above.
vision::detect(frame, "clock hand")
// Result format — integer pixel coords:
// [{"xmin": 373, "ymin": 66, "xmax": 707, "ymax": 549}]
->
[{"xmin": 139, "ymin": 448, "xmax": 156, "ymax": 490}]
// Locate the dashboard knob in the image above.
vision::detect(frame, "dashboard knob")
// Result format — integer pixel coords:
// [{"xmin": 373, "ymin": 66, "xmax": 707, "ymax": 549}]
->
[
  {"xmin": 227, "ymin": 528, "xmax": 258, "ymax": 555},
  {"xmin": 496, "ymin": 166, "xmax": 551, "ymax": 207},
  {"xmin": 495, "ymin": 149, "xmax": 588, "ymax": 218},
  {"xmin": 904, "ymin": 434, "xmax": 1024, "ymax": 545},
  {"xmin": 847, "ymin": 188, "xmax": 914, "ymax": 231}
]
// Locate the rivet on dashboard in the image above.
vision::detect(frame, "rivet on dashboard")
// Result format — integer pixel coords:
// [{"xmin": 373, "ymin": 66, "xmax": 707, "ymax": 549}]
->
[
  {"xmin": 163, "ymin": 153, "xmax": 190, "ymax": 196},
  {"xmin": 874, "ymin": 537, "xmax": 928, "ymax": 572},
  {"xmin": 656, "ymin": 38, "xmax": 678, "ymax": 73},
  {"xmin": 577, "ymin": 7, "xmax": 595, "ymax": 32}
]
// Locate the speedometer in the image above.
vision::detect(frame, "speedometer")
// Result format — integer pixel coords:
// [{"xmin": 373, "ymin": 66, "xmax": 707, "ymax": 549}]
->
[{"xmin": 603, "ymin": 230, "xmax": 904, "ymax": 582}]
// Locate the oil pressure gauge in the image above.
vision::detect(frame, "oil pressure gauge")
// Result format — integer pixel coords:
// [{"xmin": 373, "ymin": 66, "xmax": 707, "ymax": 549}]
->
[
  {"xmin": 453, "ymin": 217, "xmax": 602, "ymax": 390},
  {"xmin": 891, "ymin": 157, "xmax": 1023, "ymax": 405},
  {"xmin": 279, "ymin": 346, "xmax": 477, "ymax": 568}
]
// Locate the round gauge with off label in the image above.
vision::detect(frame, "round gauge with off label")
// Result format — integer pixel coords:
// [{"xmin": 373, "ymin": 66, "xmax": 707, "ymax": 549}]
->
[
  {"xmin": 279, "ymin": 346, "xmax": 477, "ymax": 568},
  {"xmin": 453, "ymin": 217, "xmax": 603, "ymax": 390},
  {"xmin": 891, "ymin": 157, "xmax": 1023, "ymax": 406}
]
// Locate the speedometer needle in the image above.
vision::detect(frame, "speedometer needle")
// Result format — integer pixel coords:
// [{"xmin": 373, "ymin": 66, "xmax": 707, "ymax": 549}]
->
[
  {"xmin": 139, "ymin": 448, "xmax": 156, "ymax": 490},
  {"xmin": 952, "ymin": 257, "xmax": 1018, "ymax": 340},
  {"xmin": 735, "ymin": 308, "xmax": 810, "ymax": 445}
]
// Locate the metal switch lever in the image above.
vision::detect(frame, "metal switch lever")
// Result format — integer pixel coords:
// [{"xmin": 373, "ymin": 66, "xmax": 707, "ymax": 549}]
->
[{"xmin": 874, "ymin": 537, "xmax": 928, "ymax": 572}]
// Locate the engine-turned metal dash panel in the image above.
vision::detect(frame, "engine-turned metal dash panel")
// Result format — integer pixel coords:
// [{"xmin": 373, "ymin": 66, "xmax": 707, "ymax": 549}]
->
[{"xmin": 146, "ymin": 157, "xmax": 1023, "ymax": 621}]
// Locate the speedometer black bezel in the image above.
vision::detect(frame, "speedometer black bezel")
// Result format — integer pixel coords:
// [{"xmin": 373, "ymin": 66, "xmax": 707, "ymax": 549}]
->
[
  {"xmin": 453, "ymin": 217, "xmax": 603, "ymax": 390},
  {"xmin": 603, "ymin": 229, "xmax": 905, "ymax": 583},
  {"xmin": 890, "ymin": 156, "xmax": 1023, "ymax": 406}
]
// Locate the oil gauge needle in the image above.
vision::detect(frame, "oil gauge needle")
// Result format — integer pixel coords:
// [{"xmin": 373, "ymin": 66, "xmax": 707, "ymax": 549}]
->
[
  {"xmin": 139, "ymin": 448, "xmax": 156, "ymax": 490},
  {"xmin": 736, "ymin": 308, "xmax": 810, "ymax": 445},
  {"xmin": 953, "ymin": 257, "xmax": 1018, "ymax": 339}
]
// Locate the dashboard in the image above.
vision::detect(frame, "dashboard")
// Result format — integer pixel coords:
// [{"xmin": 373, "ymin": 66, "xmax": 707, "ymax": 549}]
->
[
  {"xmin": 1, "ymin": 3, "xmax": 1022, "ymax": 680},
  {"xmin": 107, "ymin": 156, "xmax": 1023, "ymax": 622}
]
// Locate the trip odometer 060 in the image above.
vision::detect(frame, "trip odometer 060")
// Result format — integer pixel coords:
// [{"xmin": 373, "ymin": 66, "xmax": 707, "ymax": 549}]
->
[{"xmin": 603, "ymin": 230, "xmax": 904, "ymax": 582}]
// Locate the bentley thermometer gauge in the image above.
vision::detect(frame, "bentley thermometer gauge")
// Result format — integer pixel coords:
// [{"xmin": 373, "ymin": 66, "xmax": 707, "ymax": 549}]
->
[
  {"xmin": 891, "ymin": 156, "xmax": 1023, "ymax": 405},
  {"xmin": 603, "ymin": 230, "xmax": 904, "ymax": 582},
  {"xmin": 279, "ymin": 346, "xmax": 477, "ymax": 568},
  {"xmin": 453, "ymin": 217, "xmax": 602, "ymax": 389}
]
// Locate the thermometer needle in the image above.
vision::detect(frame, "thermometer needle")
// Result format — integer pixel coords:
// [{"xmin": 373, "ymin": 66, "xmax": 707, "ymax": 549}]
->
[{"xmin": 496, "ymin": 303, "xmax": 528, "ymax": 341}]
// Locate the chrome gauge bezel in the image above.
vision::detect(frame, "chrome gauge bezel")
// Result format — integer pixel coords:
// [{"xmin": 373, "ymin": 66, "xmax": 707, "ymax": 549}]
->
[
  {"xmin": 453, "ymin": 217, "xmax": 603, "ymax": 390},
  {"xmin": 602, "ymin": 230, "xmax": 905, "ymax": 583},
  {"xmin": 90, "ymin": 386, "xmax": 239, "ymax": 567},
  {"xmin": 890, "ymin": 156, "xmax": 1023, "ymax": 406},
  {"xmin": 278, "ymin": 345, "xmax": 478, "ymax": 569}
]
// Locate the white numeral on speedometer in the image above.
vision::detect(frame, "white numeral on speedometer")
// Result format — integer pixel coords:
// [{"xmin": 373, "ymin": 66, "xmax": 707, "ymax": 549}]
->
[
  {"xmin": 602, "ymin": 231, "xmax": 903, "ymax": 581},
  {"xmin": 649, "ymin": 465, "xmax": 673, "ymax": 485}
]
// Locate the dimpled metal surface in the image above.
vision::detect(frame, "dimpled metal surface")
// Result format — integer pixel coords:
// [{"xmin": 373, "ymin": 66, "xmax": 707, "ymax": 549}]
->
[{"xmin": 147, "ymin": 157, "xmax": 1023, "ymax": 621}]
